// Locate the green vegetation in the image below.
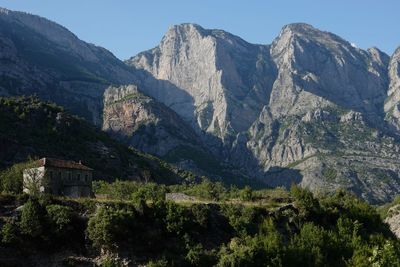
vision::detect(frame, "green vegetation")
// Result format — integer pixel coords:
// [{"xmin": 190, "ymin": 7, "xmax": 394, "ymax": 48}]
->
[
  {"xmin": 322, "ymin": 167, "xmax": 337, "ymax": 181},
  {"xmin": 0, "ymin": 183, "xmax": 398, "ymax": 266},
  {"xmin": 93, "ymin": 179, "xmax": 285, "ymax": 205}
]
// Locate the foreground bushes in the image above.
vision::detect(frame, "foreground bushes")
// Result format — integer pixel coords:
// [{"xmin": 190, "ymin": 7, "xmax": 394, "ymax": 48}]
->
[{"xmin": 0, "ymin": 186, "xmax": 399, "ymax": 266}]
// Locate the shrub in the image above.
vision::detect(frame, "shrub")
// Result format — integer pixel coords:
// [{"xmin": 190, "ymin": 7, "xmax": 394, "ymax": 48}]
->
[
  {"xmin": 239, "ymin": 186, "xmax": 253, "ymax": 201},
  {"xmin": 46, "ymin": 204, "xmax": 73, "ymax": 234},
  {"xmin": 165, "ymin": 202, "xmax": 189, "ymax": 235},
  {"xmin": 147, "ymin": 259, "xmax": 169, "ymax": 267},
  {"xmin": 368, "ymin": 240, "xmax": 400, "ymax": 267},
  {"xmin": 19, "ymin": 198, "xmax": 44, "ymax": 238},
  {"xmin": 191, "ymin": 204, "xmax": 210, "ymax": 227},
  {"xmin": 87, "ymin": 205, "xmax": 135, "ymax": 250},
  {"xmin": 221, "ymin": 205, "xmax": 258, "ymax": 236},
  {"xmin": 1, "ymin": 222, "xmax": 19, "ymax": 244},
  {"xmin": 287, "ymin": 222, "xmax": 337, "ymax": 266},
  {"xmin": 217, "ymin": 236, "xmax": 265, "ymax": 267},
  {"xmin": 131, "ymin": 183, "xmax": 166, "ymax": 203},
  {"xmin": 290, "ymin": 185, "xmax": 320, "ymax": 218}
]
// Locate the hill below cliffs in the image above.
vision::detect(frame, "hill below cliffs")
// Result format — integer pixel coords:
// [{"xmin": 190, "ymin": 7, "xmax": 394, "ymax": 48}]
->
[{"xmin": 0, "ymin": 96, "xmax": 200, "ymax": 186}]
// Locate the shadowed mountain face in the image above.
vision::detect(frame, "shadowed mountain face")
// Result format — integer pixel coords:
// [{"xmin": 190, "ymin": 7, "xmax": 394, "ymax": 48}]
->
[
  {"xmin": 1, "ymin": 6, "xmax": 400, "ymax": 203},
  {"xmin": 0, "ymin": 8, "xmax": 136, "ymax": 124}
]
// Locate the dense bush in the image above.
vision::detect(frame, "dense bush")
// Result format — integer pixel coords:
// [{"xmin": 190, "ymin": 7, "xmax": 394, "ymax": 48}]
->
[
  {"xmin": 19, "ymin": 198, "xmax": 45, "ymax": 238},
  {"xmin": 46, "ymin": 204, "xmax": 73, "ymax": 236},
  {"xmin": 87, "ymin": 205, "xmax": 135, "ymax": 250},
  {"xmin": 1, "ymin": 221, "xmax": 19, "ymax": 244},
  {"xmin": 239, "ymin": 186, "xmax": 253, "ymax": 201}
]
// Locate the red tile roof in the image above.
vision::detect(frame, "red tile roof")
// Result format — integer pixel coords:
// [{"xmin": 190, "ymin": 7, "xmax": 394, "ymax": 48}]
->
[{"xmin": 38, "ymin": 158, "xmax": 93, "ymax": 171}]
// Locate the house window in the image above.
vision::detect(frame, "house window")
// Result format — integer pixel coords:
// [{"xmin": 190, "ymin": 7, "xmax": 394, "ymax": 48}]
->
[
  {"xmin": 85, "ymin": 174, "xmax": 88, "ymax": 182},
  {"xmin": 77, "ymin": 173, "xmax": 81, "ymax": 181},
  {"xmin": 68, "ymin": 172, "xmax": 71, "ymax": 181}
]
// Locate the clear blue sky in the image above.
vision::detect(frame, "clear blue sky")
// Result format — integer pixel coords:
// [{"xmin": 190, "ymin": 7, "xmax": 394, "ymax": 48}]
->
[{"xmin": 0, "ymin": 0, "xmax": 399, "ymax": 60}]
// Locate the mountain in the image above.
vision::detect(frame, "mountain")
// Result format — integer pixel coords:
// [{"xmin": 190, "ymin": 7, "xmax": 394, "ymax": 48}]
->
[
  {"xmin": 1, "ymin": 6, "xmax": 400, "ymax": 203},
  {"xmin": 0, "ymin": 7, "xmax": 135, "ymax": 124},
  {"xmin": 125, "ymin": 23, "xmax": 400, "ymax": 203}
]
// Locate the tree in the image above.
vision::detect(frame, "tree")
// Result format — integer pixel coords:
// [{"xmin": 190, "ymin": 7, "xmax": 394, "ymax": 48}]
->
[
  {"xmin": 23, "ymin": 167, "xmax": 49, "ymax": 196},
  {"xmin": 0, "ymin": 159, "xmax": 38, "ymax": 194}
]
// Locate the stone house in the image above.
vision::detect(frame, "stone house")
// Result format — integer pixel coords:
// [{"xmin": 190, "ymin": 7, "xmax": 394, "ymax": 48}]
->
[{"xmin": 23, "ymin": 158, "xmax": 93, "ymax": 198}]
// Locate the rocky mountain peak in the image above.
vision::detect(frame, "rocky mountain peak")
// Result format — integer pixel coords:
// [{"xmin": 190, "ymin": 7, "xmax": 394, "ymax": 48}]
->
[
  {"xmin": 165, "ymin": 23, "xmax": 205, "ymax": 36},
  {"xmin": 268, "ymin": 22, "xmax": 390, "ymax": 119},
  {"xmin": 368, "ymin": 47, "xmax": 390, "ymax": 65},
  {"xmin": 272, "ymin": 23, "xmax": 354, "ymax": 58},
  {"xmin": 280, "ymin": 23, "xmax": 316, "ymax": 35}
]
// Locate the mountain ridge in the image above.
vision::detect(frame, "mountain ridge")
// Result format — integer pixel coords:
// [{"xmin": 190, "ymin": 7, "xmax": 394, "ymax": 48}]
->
[{"xmin": 125, "ymin": 22, "xmax": 400, "ymax": 203}]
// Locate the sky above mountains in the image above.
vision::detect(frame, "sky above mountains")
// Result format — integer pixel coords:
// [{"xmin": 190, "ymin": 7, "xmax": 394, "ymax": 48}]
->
[{"xmin": 0, "ymin": 0, "xmax": 399, "ymax": 60}]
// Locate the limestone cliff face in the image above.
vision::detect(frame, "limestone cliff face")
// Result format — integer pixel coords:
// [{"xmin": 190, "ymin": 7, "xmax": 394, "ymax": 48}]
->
[
  {"xmin": 0, "ymin": 8, "xmax": 136, "ymax": 124},
  {"xmin": 103, "ymin": 84, "xmax": 201, "ymax": 156},
  {"xmin": 127, "ymin": 24, "xmax": 277, "ymax": 139},
  {"xmin": 268, "ymin": 24, "xmax": 389, "ymax": 119},
  {"xmin": 124, "ymin": 23, "xmax": 400, "ymax": 203},
  {"xmin": 384, "ymin": 47, "xmax": 400, "ymax": 129}
]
